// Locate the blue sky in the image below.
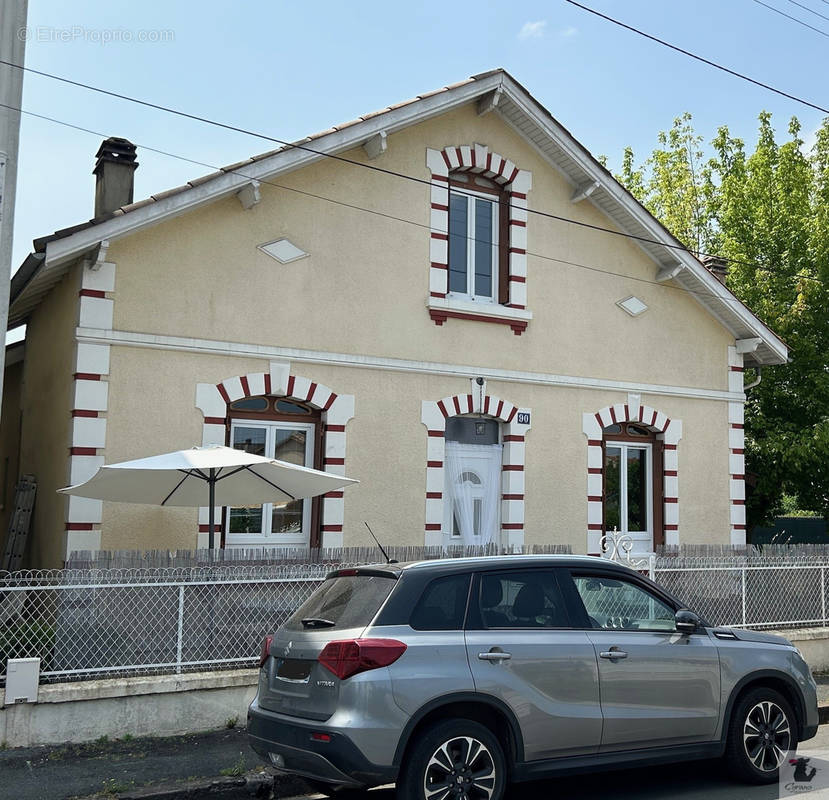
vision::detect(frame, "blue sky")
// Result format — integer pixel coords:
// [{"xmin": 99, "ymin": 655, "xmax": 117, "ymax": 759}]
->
[{"xmin": 9, "ymin": 0, "xmax": 828, "ymax": 283}]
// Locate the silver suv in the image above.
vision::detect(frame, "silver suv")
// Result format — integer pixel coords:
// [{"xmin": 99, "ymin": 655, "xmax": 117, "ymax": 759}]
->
[{"xmin": 247, "ymin": 555, "xmax": 818, "ymax": 799}]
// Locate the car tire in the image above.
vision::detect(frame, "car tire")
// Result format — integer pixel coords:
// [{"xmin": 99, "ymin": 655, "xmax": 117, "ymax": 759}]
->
[
  {"xmin": 397, "ymin": 718, "xmax": 507, "ymax": 800},
  {"xmin": 725, "ymin": 687, "xmax": 797, "ymax": 784}
]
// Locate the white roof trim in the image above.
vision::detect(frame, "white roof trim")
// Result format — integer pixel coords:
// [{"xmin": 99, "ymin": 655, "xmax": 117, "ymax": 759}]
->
[
  {"xmin": 42, "ymin": 74, "xmax": 504, "ymax": 269},
  {"xmin": 495, "ymin": 74, "xmax": 787, "ymax": 365},
  {"xmin": 15, "ymin": 70, "xmax": 786, "ymax": 364}
]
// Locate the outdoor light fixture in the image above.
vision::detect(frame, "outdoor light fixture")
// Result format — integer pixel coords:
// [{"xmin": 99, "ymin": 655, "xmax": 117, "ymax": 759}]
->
[{"xmin": 475, "ymin": 421, "xmax": 487, "ymax": 436}]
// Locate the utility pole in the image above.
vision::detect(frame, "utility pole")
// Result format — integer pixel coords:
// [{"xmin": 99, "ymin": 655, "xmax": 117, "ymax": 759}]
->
[{"xmin": 0, "ymin": 0, "xmax": 28, "ymax": 416}]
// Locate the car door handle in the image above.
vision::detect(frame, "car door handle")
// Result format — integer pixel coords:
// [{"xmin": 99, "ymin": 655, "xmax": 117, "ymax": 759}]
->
[
  {"xmin": 599, "ymin": 649, "xmax": 628, "ymax": 660},
  {"xmin": 478, "ymin": 651, "xmax": 512, "ymax": 662}
]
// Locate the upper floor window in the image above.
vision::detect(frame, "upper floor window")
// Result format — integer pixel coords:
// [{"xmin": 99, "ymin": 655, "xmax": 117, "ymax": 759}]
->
[
  {"xmin": 448, "ymin": 173, "xmax": 508, "ymax": 304},
  {"xmin": 426, "ymin": 145, "xmax": 533, "ymax": 333}
]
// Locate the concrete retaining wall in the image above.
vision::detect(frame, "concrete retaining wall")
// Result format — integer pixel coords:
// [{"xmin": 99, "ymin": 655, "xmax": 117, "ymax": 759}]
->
[
  {"xmin": 0, "ymin": 669, "xmax": 258, "ymax": 748},
  {"xmin": 786, "ymin": 627, "xmax": 829, "ymax": 674}
]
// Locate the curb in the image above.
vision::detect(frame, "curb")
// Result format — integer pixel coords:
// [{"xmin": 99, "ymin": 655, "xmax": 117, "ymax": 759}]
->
[{"xmin": 118, "ymin": 770, "xmax": 310, "ymax": 800}]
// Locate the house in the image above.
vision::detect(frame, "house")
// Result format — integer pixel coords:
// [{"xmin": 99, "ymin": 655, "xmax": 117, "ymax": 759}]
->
[{"xmin": 0, "ymin": 70, "xmax": 787, "ymax": 568}]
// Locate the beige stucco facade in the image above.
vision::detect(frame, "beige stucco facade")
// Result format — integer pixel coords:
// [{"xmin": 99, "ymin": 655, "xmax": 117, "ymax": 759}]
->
[
  {"xmin": 98, "ymin": 344, "xmax": 733, "ymax": 556},
  {"xmin": 108, "ymin": 106, "xmax": 732, "ymax": 391},
  {"xmin": 2, "ymin": 85, "xmax": 759, "ymax": 567}
]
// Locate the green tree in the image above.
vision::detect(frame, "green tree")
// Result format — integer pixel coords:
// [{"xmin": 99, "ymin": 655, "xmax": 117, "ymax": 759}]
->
[{"xmin": 616, "ymin": 113, "xmax": 829, "ymax": 528}]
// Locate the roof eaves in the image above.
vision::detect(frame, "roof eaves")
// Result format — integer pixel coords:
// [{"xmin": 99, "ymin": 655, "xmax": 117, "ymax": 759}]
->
[
  {"xmin": 495, "ymin": 73, "xmax": 788, "ymax": 362},
  {"xmin": 10, "ymin": 67, "xmax": 783, "ymax": 359}
]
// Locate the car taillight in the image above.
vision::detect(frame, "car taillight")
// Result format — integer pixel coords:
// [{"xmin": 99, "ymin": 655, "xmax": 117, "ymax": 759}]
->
[
  {"xmin": 318, "ymin": 638, "xmax": 407, "ymax": 680},
  {"xmin": 259, "ymin": 635, "xmax": 273, "ymax": 669}
]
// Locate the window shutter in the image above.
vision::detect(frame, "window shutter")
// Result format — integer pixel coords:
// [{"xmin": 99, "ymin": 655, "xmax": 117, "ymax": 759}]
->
[
  {"xmin": 653, "ymin": 440, "xmax": 665, "ymax": 547},
  {"xmin": 498, "ymin": 194, "xmax": 510, "ymax": 305}
]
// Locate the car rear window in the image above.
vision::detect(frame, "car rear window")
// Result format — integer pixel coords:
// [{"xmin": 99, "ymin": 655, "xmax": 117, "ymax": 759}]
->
[
  {"xmin": 409, "ymin": 574, "xmax": 471, "ymax": 631},
  {"xmin": 283, "ymin": 575, "xmax": 396, "ymax": 632}
]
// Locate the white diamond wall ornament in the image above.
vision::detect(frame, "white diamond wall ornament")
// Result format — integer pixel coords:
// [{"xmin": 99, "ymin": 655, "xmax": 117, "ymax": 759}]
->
[
  {"xmin": 258, "ymin": 238, "xmax": 308, "ymax": 264},
  {"xmin": 617, "ymin": 296, "xmax": 648, "ymax": 317}
]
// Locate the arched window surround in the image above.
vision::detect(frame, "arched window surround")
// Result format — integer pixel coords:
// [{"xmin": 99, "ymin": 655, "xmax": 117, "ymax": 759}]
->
[
  {"xmin": 582, "ymin": 396, "xmax": 682, "ymax": 555},
  {"xmin": 421, "ymin": 380, "xmax": 531, "ymax": 549},
  {"xmin": 426, "ymin": 144, "xmax": 533, "ymax": 334},
  {"xmin": 195, "ymin": 361, "xmax": 355, "ymax": 549}
]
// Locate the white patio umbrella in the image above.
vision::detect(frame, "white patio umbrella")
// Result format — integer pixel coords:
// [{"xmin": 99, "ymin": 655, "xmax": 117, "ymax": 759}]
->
[{"xmin": 58, "ymin": 445, "xmax": 358, "ymax": 549}]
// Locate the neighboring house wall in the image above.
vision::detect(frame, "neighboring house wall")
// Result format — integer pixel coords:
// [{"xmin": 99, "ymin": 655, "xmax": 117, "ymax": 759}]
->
[
  {"xmin": 0, "ymin": 357, "xmax": 22, "ymax": 555},
  {"xmin": 17, "ymin": 267, "xmax": 79, "ymax": 567}
]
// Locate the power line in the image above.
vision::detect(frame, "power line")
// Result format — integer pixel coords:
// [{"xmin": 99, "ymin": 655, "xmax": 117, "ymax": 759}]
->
[
  {"xmin": 0, "ymin": 55, "xmax": 819, "ymax": 280},
  {"xmin": 563, "ymin": 0, "xmax": 829, "ymax": 115},
  {"xmin": 3, "ymin": 100, "xmax": 822, "ymax": 320},
  {"xmin": 786, "ymin": 0, "xmax": 829, "ymax": 23},
  {"xmin": 751, "ymin": 0, "xmax": 829, "ymax": 39}
]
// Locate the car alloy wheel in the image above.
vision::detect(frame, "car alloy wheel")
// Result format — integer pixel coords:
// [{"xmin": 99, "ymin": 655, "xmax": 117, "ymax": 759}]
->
[
  {"xmin": 742, "ymin": 700, "xmax": 791, "ymax": 773},
  {"xmin": 423, "ymin": 735, "xmax": 497, "ymax": 800}
]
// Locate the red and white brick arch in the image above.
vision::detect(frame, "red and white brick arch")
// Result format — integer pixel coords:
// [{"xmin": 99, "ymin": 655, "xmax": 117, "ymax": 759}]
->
[
  {"xmin": 426, "ymin": 144, "xmax": 532, "ymax": 325},
  {"xmin": 421, "ymin": 379, "xmax": 531, "ymax": 549},
  {"xmin": 195, "ymin": 361, "xmax": 355, "ymax": 549},
  {"xmin": 728, "ymin": 346, "xmax": 747, "ymax": 546},
  {"xmin": 65, "ymin": 249, "xmax": 116, "ymax": 559},
  {"xmin": 582, "ymin": 394, "xmax": 683, "ymax": 555}
]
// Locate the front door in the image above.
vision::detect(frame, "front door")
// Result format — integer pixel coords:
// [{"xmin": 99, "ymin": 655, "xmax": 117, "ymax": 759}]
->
[
  {"xmin": 465, "ymin": 569, "xmax": 602, "ymax": 761},
  {"xmin": 226, "ymin": 420, "xmax": 315, "ymax": 547},
  {"xmin": 444, "ymin": 442, "xmax": 502, "ymax": 546},
  {"xmin": 567, "ymin": 570, "xmax": 720, "ymax": 751}
]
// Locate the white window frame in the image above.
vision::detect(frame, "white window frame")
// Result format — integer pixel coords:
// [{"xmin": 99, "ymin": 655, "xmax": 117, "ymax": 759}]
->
[
  {"xmin": 448, "ymin": 186, "xmax": 499, "ymax": 303},
  {"xmin": 226, "ymin": 419, "xmax": 315, "ymax": 546},
  {"xmin": 605, "ymin": 440, "xmax": 653, "ymax": 553}
]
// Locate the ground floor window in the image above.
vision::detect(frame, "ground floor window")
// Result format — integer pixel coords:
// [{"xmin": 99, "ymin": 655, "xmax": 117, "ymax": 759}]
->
[
  {"xmin": 602, "ymin": 423, "xmax": 663, "ymax": 552},
  {"xmin": 226, "ymin": 412, "xmax": 317, "ymax": 547}
]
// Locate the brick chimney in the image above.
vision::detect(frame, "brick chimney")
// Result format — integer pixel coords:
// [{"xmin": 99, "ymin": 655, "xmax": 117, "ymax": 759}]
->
[
  {"xmin": 701, "ymin": 254, "xmax": 728, "ymax": 285},
  {"xmin": 93, "ymin": 137, "xmax": 138, "ymax": 218}
]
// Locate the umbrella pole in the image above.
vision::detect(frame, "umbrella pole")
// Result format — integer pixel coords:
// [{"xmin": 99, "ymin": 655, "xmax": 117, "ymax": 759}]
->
[{"xmin": 208, "ymin": 468, "xmax": 216, "ymax": 551}]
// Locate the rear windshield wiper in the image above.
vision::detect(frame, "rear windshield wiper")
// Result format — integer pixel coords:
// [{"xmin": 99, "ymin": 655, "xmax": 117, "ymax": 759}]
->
[{"xmin": 301, "ymin": 617, "xmax": 336, "ymax": 629}]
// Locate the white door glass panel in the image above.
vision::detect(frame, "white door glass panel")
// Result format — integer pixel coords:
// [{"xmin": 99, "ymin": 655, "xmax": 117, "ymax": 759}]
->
[
  {"xmin": 444, "ymin": 442, "xmax": 502, "ymax": 546},
  {"xmin": 604, "ymin": 442, "xmax": 652, "ymax": 554},
  {"xmin": 226, "ymin": 421, "xmax": 314, "ymax": 547}
]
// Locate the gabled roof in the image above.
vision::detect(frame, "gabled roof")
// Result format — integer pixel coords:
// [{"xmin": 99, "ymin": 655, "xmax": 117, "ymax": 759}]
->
[{"xmin": 9, "ymin": 68, "xmax": 787, "ymax": 366}]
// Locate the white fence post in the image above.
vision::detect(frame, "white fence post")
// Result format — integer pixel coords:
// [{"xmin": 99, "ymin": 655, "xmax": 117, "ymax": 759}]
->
[
  {"xmin": 822, "ymin": 567, "xmax": 826, "ymax": 626},
  {"xmin": 176, "ymin": 585, "xmax": 185, "ymax": 675},
  {"xmin": 741, "ymin": 567, "xmax": 747, "ymax": 627}
]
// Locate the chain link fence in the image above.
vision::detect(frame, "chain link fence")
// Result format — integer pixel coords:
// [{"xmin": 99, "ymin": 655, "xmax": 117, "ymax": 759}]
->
[
  {"xmin": 654, "ymin": 556, "xmax": 829, "ymax": 631},
  {"xmin": 2, "ymin": 549, "xmax": 829, "ymax": 686},
  {"xmin": 0, "ymin": 565, "xmax": 333, "ymax": 685}
]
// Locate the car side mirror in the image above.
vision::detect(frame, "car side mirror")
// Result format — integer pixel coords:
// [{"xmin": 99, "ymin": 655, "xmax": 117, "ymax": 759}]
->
[{"xmin": 675, "ymin": 609, "xmax": 701, "ymax": 634}]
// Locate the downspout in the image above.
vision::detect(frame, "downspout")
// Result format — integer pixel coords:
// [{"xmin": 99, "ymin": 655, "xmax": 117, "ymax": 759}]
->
[{"xmin": 744, "ymin": 367, "xmax": 762, "ymax": 391}]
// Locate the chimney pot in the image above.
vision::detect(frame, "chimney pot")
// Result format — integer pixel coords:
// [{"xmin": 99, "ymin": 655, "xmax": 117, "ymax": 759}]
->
[
  {"xmin": 701, "ymin": 254, "xmax": 728, "ymax": 285},
  {"xmin": 93, "ymin": 137, "xmax": 138, "ymax": 218}
]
